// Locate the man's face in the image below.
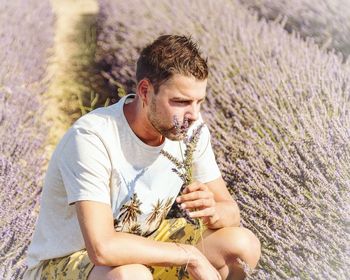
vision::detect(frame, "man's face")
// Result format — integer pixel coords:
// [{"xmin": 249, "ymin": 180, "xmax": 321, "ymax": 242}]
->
[{"xmin": 146, "ymin": 74, "xmax": 207, "ymax": 141}]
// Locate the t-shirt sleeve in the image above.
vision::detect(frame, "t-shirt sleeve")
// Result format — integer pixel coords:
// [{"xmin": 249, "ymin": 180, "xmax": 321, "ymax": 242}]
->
[
  {"xmin": 192, "ymin": 124, "xmax": 221, "ymax": 183},
  {"xmin": 58, "ymin": 127, "xmax": 111, "ymax": 205}
]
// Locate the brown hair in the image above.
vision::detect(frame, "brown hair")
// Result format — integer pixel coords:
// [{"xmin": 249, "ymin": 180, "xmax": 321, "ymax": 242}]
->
[{"xmin": 136, "ymin": 35, "xmax": 208, "ymax": 94}]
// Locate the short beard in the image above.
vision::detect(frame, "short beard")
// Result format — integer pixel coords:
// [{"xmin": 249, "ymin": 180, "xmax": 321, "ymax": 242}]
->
[{"xmin": 147, "ymin": 98, "xmax": 186, "ymax": 141}]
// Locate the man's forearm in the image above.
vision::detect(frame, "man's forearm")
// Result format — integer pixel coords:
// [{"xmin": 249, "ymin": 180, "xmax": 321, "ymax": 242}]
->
[
  {"xmin": 207, "ymin": 200, "xmax": 241, "ymax": 229},
  {"xmin": 92, "ymin": 231, "xmax": 197, "ymax": 267}
]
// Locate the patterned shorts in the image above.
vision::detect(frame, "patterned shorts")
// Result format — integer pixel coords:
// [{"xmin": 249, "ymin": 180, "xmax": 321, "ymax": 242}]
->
[{"xmin": 40, "ymin": 218, "xmax": 207, "ymax": 280}]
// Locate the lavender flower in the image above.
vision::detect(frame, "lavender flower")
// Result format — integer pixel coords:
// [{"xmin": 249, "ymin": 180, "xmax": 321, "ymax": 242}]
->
[
  {"xmin": 240, "ymin": 0, "xmax": 350, "ymax": 60},
  {"xmin": 0, "ymin": 1, "xmax": 54, "ymax": 278},
  {"xmin": 173, "ymin": 115, "xmax": 190, "ymax": 140}
]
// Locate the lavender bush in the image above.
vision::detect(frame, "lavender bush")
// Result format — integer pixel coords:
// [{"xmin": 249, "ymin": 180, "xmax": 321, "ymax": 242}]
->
[
  {"xmin": 95, "ymin": 0, "xmax": 350, "ymax": 278},
  {"xmin": 0, "ymin": 1, "xmax": 54, "ymax": 278},
  {"xmin": 239, "ymin": 0, "xmax": 350, "ymax": 60}
]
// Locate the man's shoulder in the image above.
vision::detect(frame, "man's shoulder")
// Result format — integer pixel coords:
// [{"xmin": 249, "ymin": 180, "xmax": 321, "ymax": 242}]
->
[{"xmin": 72, "ymin": 103, "xmax": 120, "ymax": 133}]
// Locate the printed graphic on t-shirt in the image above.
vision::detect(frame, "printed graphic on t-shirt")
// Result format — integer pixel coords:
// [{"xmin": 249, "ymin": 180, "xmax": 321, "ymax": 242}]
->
[{"xmin": 113, "ymin": 194, "xmax": 175, "ymax": 236}]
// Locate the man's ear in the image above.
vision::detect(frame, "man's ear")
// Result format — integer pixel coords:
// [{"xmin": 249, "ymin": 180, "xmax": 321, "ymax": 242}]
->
[{"xmin": 137, "ymin": 79, "xmax": 153, "ymax": 106}]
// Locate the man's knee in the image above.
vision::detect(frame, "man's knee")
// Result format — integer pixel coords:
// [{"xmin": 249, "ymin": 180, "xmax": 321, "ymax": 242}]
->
[
  {"xmin": 113, "ymin": 264, "xmax": 152, "ymax": 280},
  {"xmin": 220, "ymin": 227, "xmax": 261, "ymax": 268}
]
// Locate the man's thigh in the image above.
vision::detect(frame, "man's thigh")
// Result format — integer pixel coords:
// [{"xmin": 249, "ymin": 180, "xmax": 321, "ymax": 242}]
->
[
  {"xmin": 87, "ymin": 264, "xmax": 152, "ymax": 280},
  {"xmin": 40, "ymin": 249, "xmax": 94, "ymax": 280},
  {"xmin": 40, "ymin": 250, "xmax": 153, "ymax": 280},
  {"xmin": 39, "ymin": 218, "xmax": 199, "ymax": 280}
]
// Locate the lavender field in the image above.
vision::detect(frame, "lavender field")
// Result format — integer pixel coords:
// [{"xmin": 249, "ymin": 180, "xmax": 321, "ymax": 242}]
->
[
  {"xmin": 0, "ymin": 0, "xmax": 54, "ymax": 279},
  {"xmin": 240, "ymin": 0, "xmax": 350, "ymax": 60},
  {"xmin": 1, "ymin": 0, "xmax": 349, "ymax": 279}
]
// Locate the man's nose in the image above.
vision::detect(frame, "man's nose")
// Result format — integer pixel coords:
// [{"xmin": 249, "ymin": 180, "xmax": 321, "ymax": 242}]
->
[{"xmin": 186, "ymin": 103, "xmax": 200, "ymax": 122}]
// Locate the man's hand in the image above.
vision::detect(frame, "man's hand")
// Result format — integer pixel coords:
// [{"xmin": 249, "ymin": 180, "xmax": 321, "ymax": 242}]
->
[
  {"xmin": 176, "ymin": 181, "xmax": 220, "ymax": 226},
  {"xmin": 183, "ymin": 245, "xmax": 222, "ymax": 280}
]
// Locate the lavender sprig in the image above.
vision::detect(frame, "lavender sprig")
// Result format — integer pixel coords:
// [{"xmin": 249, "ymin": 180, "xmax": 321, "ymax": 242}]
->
[{"xmin": 161, "ymin": 116, "xmax": 205, "ymax": 226}]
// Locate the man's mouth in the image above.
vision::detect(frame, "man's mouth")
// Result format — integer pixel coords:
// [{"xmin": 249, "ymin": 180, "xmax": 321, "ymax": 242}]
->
[
  {"xmin": 180, "ymin": 123, "xmax": 191, "ymax": 131},
  {"xmin": 172, "ymin": 115, "xmax": 191, "ymax": 135}
]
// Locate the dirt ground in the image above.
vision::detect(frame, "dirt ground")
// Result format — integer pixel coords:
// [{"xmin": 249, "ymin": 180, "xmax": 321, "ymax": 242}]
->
[{"xmin": 42, "ymin": 0, "xmax": 98, "ymax": 162}]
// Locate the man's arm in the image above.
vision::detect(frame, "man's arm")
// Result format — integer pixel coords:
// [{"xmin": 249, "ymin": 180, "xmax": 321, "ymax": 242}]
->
[
  {"xmin": 76, "ymin": 200, "xmax": 187, "ymax": 266},
  {"xmin": 75, "ymin": 200, "xmax": 221, "ymax": 279},
  {"xmin": 177, "ymin": 177, "xmax": 241, "ymax": 229}
]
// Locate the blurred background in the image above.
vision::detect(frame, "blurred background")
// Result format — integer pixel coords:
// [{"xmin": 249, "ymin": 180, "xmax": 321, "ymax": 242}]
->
[{"xmin": 0, "ymin": 0, "xmax": 349, "ymax": 279}]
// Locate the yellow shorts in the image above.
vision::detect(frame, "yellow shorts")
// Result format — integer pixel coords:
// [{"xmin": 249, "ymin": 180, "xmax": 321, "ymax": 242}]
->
[{"xmin": 40, "ymin": 218, "xmax": 206, "ymax": 280}]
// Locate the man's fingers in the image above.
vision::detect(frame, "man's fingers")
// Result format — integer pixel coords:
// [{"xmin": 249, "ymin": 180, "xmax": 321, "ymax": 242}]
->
[
  {"xmin": 188, "ymin": 207, "xmax": 216, "ymax": 218},
  {"xmin": 177, "ymin": 181, "xmax": 218, "ymax": 223},
  {"xmin": 177, "ymin": 190, "xmax": 213, "ymax": 203},
  {"xmin": 181, "ymin": 198, "xmax": 215, "ymax": 209},
  {"xmin": 183, "ymin": 181, "xmax": 207, "ymax": 194}
]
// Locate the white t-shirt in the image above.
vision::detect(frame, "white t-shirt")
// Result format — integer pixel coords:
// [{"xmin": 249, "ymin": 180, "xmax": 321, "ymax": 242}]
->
[{"xmin": 24, "ymin": 94, "xmax": 221, "ymax": 278}]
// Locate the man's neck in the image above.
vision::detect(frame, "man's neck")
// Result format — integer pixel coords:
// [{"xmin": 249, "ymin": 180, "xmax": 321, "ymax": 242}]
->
[{"xmin": 123, "ymin": 97, "xmax": 165, "ymax": 147}]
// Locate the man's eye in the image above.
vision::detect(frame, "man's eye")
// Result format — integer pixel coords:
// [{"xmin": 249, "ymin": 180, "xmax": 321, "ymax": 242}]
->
[{"xmin": 175, "ymin": 100, "xmax": 189, "ymax": 104}]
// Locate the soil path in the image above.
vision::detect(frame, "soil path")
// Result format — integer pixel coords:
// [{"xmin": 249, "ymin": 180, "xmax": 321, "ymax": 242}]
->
[{"xmin": 43, "ymin": 0, "xmax": 98, "ymax": 162}]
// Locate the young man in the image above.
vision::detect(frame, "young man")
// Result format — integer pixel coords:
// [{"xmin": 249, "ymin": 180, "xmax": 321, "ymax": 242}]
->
[{"xmin": 24, "ymin": 35, "xmax": 261, "ymax": 280}]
